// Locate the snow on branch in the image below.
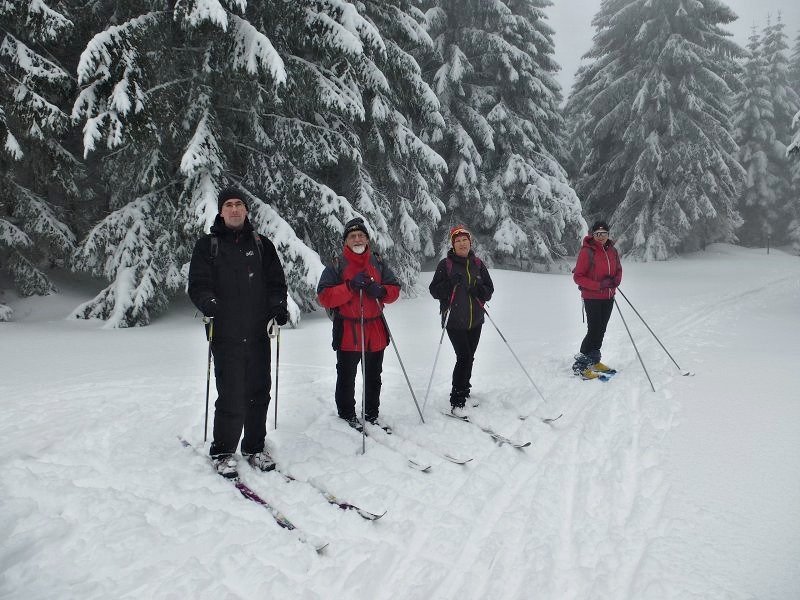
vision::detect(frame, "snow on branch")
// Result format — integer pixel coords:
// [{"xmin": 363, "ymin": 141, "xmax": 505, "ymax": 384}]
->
[
  {"xmin": 789, "ymin": 110, "xmax": 800, "ymax": 156},
  {"xmin": 180, "ymin": 111, "xmax": 224, "ymax": 180},
  {"xmin": 229, "ymin": 14, "xmax": 286, "ymax": 83},
  {"xmin": 20, "ymin": 0, "xmax": 73, "ymax": 43},
  {"xmin": 0, "ymin": 218, "xmax": 33, "ymax": 249},
  {"xmin": 12, "ymin": 184, "xmax": 76, "ymax": 251},
  {"xmin": 310, "ymin": 0, "xmax": 385, "ymax": 57}
]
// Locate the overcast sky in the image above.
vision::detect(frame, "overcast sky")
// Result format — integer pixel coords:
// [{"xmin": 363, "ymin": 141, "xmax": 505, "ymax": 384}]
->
[{"xmin": 547, "ymin": 0, "xmax": 800, "ymax": 96}]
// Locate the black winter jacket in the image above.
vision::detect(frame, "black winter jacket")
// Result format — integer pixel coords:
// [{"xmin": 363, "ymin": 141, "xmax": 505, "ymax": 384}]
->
[
  {"xmin": 429, "ymin": 250, "xmax": 494, "ymax": 330},
  {"xmin": 188, "ymin": 216, "xmax": 288, "ymax": 342}
]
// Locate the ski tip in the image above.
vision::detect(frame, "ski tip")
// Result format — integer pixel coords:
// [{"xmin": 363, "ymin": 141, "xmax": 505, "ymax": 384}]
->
[
  {"xmin": 315, "ymin": 542, "xmax": 330, "ymax": 554},
  {"xmin": 681, "ymin": 371, "xmax": 695, "ymax": 377},
  {"xmin": 358, "ymin": 509, "xmax": 387, "ymax": 521},
  {"xmin": 542, "ymin": 413, "xmax": 563, "ymax": 424},
  {"xmin": 408, "ymin": 459, "xmax": 432, "ymax": 472},
  {"xmin": 444, "ymin": 454, "xmax": 473, "ymax": 465}
]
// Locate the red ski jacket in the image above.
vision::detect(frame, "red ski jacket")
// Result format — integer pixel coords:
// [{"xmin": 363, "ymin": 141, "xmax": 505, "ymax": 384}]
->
[
  {"xmin": 317, "ymin": 245, "xmax": 401, "ymax": 352},
  {"xmin": 573, "ymin": 235, "xmax": 622, "ymax": 300}
]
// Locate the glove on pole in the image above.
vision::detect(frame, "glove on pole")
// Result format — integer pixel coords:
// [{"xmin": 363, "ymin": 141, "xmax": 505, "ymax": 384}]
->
[
  {"xmin": 614, "ymin": 299, "xmax": 656, "ymax": 392},
  {"xmin": 422, "ymin": 286, "xmax": 457, "ymax": 414},
  {"xmin": 617, "ymin": 288, "xmax": 693, "ymax": 376},
  {"xmin": 373, "ymin": 298, "xmax": 425, "ymax": 424}
]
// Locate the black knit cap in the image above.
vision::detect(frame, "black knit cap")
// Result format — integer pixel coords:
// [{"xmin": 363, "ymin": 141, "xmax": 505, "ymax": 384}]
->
[
  {"xmin": 342, "ymin": 217, "xmax": 369, "ymax": 241},
  {"xmin": 590, "ymin": 220, "xmax": 610, "ymax": 233},
  {"xmin": 217, "ymin": 186, "xmax": 248, "ymax": 213}
]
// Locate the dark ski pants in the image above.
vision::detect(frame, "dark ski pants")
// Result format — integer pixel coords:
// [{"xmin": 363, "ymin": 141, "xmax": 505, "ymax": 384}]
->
[
  {"xmin": 210, "ymin": 339, "xmax": 271, "ymax": 457},
  {"xmin": 580, "ymin": 299, "xmax": 614, "ymax": 362},
  {"xmin": 335, "ymin": 349, "xmax": 384, "ymax": 421},
  {"xmin": 447, "ymin": 324, "xmax": 482, "ymax": 394}
]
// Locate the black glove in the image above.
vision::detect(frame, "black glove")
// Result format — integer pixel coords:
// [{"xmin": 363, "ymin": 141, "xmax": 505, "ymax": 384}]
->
[
  {"xmin": 599, "ymin": 277, "xmax": 616, "ymax": 290},
  {"xmin": 271, "ymin": 303, "xmax": 289, "ymax": 326},
  {"xmin": 203, "ymin": 298, "xmax": 218, "ymax": 317},
  {"xmin": 349, "ymin": 271, "xmax": 372, "ymax": 291},
  {"xmin": 366, "ymin": 282, "xmax": 387, "ymax": 299}
]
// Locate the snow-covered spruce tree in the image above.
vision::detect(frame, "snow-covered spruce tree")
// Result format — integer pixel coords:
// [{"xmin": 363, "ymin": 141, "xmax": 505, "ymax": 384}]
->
[
  {"xmin": 421, "ymin": 0, "xmax": 583, "ymax": 267},
  {"xmin": 568, "ymin": 0, "xmax": 745, "ymax": 260},
  {"xmin": 757, "ymin": 14, "xmax": 800, "ymax": 246},
  {"xmin": 71, "ymin": 1, "xmax": 385, "ymax": 325},
  {"xmin": 351, "ymin": 0, "xmax": 447, "ymax": 287},
  {"xmin": 732, "ymin": 27, "xmax": 781, "ymax": 246},
  {"xmin": 250, "ymin": 0, "xmax": 448, "ymax": 291},
  {"xmin": 788, "ymin": 109, "xmax": 800, "ymax": 251},
  {"xmin": 0, "ymin": 0, "xmax": 81, "ymax": 319},
  {"xmin": 789, "ymin": 30, "xmax": 800, "ymax": 94}
]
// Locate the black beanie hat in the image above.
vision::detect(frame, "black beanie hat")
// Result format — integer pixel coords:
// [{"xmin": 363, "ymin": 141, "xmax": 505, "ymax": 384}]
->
[
  {"xmin": 342, "ymin": 217, "xmax": 369, "ymax": 241},
  {"xmin": 217, "ymin": 186, "xmax": 248, "ymax": 213},
  {"xmin": 590, "ymin": 220, "xmax": 610, "ymax": 233}
]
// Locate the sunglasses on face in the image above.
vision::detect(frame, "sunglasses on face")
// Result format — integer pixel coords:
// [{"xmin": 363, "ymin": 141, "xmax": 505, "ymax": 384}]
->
[{"xmin": 593, "ymin": 231, "xmax": 609, "ymax": 237}]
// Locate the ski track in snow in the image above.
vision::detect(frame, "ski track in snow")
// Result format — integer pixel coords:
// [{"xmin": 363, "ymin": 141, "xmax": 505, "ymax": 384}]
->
[{"xmin": 2, "ymin": 245, "xmax": 798, "ymax": 599}]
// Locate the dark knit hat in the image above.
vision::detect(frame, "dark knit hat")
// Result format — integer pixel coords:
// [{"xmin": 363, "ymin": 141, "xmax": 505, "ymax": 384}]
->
[
  {"xmin": 217, "ymin": 186, "xmax": 248, "ymax": 213},
  {"xmin": 590, "ymin": 220, "xmax": 610, "ymax": 233},
  {"xmin": 342, "ymin": 217, "xmax": 369, "ymax": 241},
  {"xmin": 449, "ymin": 225, "xmax": 472, "ymax": 246}
]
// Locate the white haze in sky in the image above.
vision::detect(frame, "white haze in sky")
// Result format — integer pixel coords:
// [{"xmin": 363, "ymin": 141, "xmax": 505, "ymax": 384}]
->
[{"xmin": 548, "ymin": 0, "xmax": 800, "ymax": 96}]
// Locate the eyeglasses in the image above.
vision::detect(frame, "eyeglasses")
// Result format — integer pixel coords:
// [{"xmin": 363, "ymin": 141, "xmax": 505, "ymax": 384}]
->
[{"xmin": 592, "ymin": 231, "xmax": 609, "ymax": 237}]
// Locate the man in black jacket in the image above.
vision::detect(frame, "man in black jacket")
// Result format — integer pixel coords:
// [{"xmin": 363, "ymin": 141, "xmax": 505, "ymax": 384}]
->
[{"xmin": 188, "ymin": 186, "xmax": 288, "ymax": 479}]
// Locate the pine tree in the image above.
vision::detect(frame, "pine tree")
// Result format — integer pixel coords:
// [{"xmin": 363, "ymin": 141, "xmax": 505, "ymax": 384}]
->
[
  {"xmin": 351, "ymin": 0, "xmax": 447, "ymax": 287},
  {"xmin": 788, "ymin": 109, "xmax": 800, "ymax": 251},
  {"xmin": 71, "ymin": 0, "xmax": 451, "ymax": 325},
  {"xmin": 733, "ymin": 27, "xmax": 780, "ymax": 246},
  {"xmin": 0, "ymin": 0, "xmax": 81, "ymax": 319},
  {"xmin": 567, "ymin": 0, "xmax": 745, "ymax": 260},
  {"xmin": 72, "ymin": 1, "xmax": 286, "ymax": 326},
  {"xmin": 421, "ymin": 0, "xmax": 583, "ymax": 266},
  {"xmin": 758, "ymin": 14, "xmax": 800, "ymax": 246}
]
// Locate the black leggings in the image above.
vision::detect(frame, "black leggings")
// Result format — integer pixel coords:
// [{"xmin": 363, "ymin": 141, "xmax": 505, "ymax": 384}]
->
[
  {"xmin": 580, "ymin": 299, "xmax": 614, "ymax": 361},
  {"xmin": 447, "ymin": 325, "xmax": 482, "ymax": 392}
]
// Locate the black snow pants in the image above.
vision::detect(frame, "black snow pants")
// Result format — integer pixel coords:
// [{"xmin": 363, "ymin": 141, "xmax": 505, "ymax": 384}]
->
[
  {"xmin": 209, "ymin": 338, "xmax": 271, "ymax": 457},
  {"xmin": 580, "ymin": 299, "xmax": 614, "ymax": 362},
  {"xmin": 335, "ymin": 349, "xmax": 385, "ymax": 421}
]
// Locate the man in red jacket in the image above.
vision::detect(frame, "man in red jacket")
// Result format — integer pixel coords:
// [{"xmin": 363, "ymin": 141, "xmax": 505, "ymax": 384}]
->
[
  {"xmin": 317, "ymin": 217, "xmax": 401, "ymax": 430},
  {"xmin": 571, "ymin": 220, "xmax": 622, "ymax": 379}
]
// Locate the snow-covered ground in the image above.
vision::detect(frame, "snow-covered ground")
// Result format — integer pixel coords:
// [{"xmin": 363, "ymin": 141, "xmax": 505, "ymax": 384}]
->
[{"xmin": 1, "ymin": 244, "xmax": 799, "ymax": 599}]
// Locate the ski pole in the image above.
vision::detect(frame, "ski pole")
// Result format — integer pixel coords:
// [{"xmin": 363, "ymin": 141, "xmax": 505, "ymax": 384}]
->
[
  {"xmin": 479, "ymin": 302, "xmax": 548, "ymax": 404},
  {"xmin": 274, "ymin": 327, "xmax": 280, "ymax": 428},
  {"xmin": 614, "ymin": 299, "xmax": 656, "ymax": 392},
  {"xmin": 374, "ymin": 298, "xmax": 425, "ymax": 424},
  {"xmin": 203, "ymin": 316, "xmax": 214, "ymax": 443},
  {"xmin": 422, "ymin": 286, "xmax": 457, "ymax": 414},
  {"xmin": 359, "ymin": 290, "xmax": 367, "ymax": 454},
  {"xmin": 617, "ymin": 288, "xmax": 693, "ymax": 376}
]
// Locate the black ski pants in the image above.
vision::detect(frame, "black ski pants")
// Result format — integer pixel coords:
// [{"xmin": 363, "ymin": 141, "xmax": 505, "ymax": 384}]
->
[
  {"xmin": 335, "ymin": 349, "xmax": 384, "ymax": 421},
  {"xmin": 580, "ymin": 299, "xmax": 614, "ymax": 362},
  {"xmin": 447, "ymin": 324, "xmax": 483, "ymax": 394},
  {"xmin": 209, "ymin": 338, "xmax": 271, "ymax": 457}
]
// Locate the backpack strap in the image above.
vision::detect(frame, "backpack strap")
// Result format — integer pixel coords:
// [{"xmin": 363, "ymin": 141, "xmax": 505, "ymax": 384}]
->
[{"xmin": 210, "ymin": 235, "xmax": 219, "ymax": 260}]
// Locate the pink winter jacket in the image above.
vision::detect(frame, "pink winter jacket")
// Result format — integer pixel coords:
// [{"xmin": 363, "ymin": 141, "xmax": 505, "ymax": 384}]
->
[{"xmin": 572, "ymin": 235, "xmax": 622, "ymax": 300}]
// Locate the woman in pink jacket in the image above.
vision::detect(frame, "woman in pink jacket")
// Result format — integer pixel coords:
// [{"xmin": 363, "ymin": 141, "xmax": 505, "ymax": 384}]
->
[{"xmin": 571, "ymin": 221, "xmax": 622, "ymax": 379}]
